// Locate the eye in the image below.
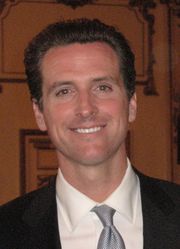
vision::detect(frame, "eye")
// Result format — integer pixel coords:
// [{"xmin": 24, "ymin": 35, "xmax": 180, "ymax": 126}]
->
[
  {"xmin": 56, "ymin": 88, "xmax": 69, "ymax": 96},
  {"xmin": 55, "ymin": 87, "xmax": 74, "ymax": 97},
  {"xmin": 98, "ymin": 84, "xmax": 112, "ymax": 92}
]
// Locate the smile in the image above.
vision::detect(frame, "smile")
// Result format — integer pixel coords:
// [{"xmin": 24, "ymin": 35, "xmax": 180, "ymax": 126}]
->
[{"xmin": 75, "ymin": 126, "xmax": 102, "ymax": 134}]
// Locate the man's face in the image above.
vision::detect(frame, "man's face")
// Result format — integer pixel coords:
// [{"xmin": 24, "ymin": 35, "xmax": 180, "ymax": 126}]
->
[{"xmin": 33, "ymin": 42, "xmax": 136, "ymax": 167}]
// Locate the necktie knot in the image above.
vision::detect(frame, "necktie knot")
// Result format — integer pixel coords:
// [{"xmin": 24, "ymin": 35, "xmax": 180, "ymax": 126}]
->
[
  {"xmin": 92, "ymin": 205, "xmax": 115, "ymax": 227},
  {"xmin": 92, "ymin": 204, "xmax": 126, "ymax": 249}
]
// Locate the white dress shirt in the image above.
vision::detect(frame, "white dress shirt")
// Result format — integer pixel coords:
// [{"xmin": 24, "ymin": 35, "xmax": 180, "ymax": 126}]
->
[{"xmin": 56, "ymin": 161, "xmax": 143, "ymax": 249}]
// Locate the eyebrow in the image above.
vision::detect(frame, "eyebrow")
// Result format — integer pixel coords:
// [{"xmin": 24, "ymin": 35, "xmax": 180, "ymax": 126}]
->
[
  {"xmin": 91, "ymin": 76, "xmax": 120, "ymax": 86},
  {"xmin": 92, "ymin": 76, "xmax": 115, "ymax": 82}
]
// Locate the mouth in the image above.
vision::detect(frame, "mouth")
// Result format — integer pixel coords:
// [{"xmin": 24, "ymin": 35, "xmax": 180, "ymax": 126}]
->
[{"xmin": 73, "ymin": 126, "xmax": 104, "ymax": 134}]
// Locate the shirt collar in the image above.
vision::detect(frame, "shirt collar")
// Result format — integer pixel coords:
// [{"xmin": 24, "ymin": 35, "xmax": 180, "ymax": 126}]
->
[
  {"xmin": 56, "ymin": 169, "xmax": 96, "ymax": 231},
  {"xmin": 56, "ymin": 160, "xmax": 139, "ymax": 231},
  {"xmin": 104, "ymin": 160, "xmax": 139, "ymax": 222}
]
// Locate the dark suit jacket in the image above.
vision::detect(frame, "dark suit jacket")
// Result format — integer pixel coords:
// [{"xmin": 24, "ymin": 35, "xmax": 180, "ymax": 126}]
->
[{"xmin": 0, "ymin": 170, "xmax": 180, "ymax": 249}]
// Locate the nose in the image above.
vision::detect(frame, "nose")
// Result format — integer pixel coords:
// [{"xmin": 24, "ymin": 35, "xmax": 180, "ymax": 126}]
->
[{"xmin": 75, "ymin": 91, "xmax": 98, "ymax": 119}]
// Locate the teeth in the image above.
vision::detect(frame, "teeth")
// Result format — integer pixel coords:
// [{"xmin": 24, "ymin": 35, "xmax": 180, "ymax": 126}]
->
[{"xmin": 76, "ymin": 127, "xmax": 101, "ymax": 134}]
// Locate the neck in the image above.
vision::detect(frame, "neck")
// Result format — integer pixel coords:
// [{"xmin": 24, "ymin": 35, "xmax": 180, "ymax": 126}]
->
[{"xmin": 57, "ymin": 152, "xmax": 128, "ymax": 202}]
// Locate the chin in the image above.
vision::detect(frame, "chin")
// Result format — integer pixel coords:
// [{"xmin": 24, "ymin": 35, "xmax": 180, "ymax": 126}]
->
[{"xmin": 73, "ymin": 152, "xmax": 109, "ymax": 166}]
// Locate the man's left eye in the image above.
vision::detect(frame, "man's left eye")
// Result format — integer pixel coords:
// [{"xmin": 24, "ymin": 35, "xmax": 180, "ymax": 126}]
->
[{"xmin": 98, "ymin": 85, "xmax": 112, "ymax": 92}]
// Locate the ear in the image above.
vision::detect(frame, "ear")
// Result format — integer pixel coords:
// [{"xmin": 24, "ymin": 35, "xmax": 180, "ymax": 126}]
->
[
  {"xmin": 32, "ymin": 100, "xmax": 47, "ymax": 131},
  {"xmin": 128, "ymin": 93, "xmax": 137, "ymax": 123}
]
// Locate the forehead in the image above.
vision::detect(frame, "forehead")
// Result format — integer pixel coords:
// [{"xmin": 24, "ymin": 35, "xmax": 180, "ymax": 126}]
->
[
  {"xmin": 41, "ymin": 42, "xmax": 119, "ymax": 66},
  {"xmin": 40, "ymin": 42, "xmax": 121, "ymax": 83}
]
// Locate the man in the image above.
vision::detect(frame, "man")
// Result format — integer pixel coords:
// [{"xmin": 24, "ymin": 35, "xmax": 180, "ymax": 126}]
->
[{"xmin": 0, "ymin": 18, "xmax": 180, "ymax": 249}]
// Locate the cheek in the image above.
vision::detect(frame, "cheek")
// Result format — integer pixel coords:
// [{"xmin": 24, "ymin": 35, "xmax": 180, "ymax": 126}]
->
[
  {"xmin": 44, "ymin": 104, "xmax": 74, "ymax": 131},
  {"xmin": 102, "ymin": 98, "xmax": 127, "ymax": 116}
]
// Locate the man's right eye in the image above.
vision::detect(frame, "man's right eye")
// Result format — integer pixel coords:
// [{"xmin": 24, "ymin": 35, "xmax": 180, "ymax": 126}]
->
[{"xmin": 55, "ymin": 88, "xmax": 71, "ymax": 97}]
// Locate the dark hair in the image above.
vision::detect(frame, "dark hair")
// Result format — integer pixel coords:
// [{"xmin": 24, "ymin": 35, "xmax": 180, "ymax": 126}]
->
[{"xmin": 24, "ymin": 18, "xmax": 136, "ymax": 103}]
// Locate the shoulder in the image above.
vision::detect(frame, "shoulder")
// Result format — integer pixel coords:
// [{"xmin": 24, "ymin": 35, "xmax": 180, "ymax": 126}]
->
[
  {"xmin": 1, "ymin": 185, "xmax": 45, "ymax": 213},
  {"xmin": 0, "ymin": 176, "xmax": 56, "ymax": 225},
  {"xmin": 135, "ymin": 169, "xmax": 180, "ymax": 212},
  {"xmin": 0, "ymin": 186, "xmax": 46, "ymax": 232},
  {"xmin": 0, "ymin": 177, "xmax": 57, "ymax": 248},
  {"xmin": 136, "ymin": 169, "xmax": 180, "ymax": 194}
]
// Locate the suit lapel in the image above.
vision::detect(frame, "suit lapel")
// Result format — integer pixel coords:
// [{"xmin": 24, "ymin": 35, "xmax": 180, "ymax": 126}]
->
[
  {"xmin": 22, "ymin": 177, "xmax": 61, "ymax": 249},
  {"xmin": 138, "ymin": 172, "xmax": 179, "ymax": 249}
]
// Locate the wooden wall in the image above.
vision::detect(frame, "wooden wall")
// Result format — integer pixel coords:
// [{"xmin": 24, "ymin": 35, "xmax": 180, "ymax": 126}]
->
[{"xmin": 0, "ymin": 0, "xmax": 179, "ymax": 204}]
